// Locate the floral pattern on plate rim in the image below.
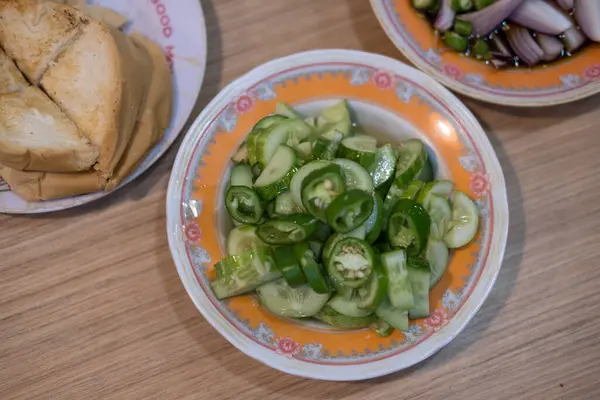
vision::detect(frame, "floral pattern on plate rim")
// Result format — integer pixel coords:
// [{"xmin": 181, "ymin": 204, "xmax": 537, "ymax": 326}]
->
[{"xmin": 179, "ymin": 62, "xmax": 494, "ymax": 364}]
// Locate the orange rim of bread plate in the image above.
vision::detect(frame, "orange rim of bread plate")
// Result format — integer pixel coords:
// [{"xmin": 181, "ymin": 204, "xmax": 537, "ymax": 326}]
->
[
  {"xmin": 167, "ymin": 50, "xmax": 509, "ymax": 380},
  {"xmin": 370, "ymin": 0, "xmax": 600, "ymax": 107}
]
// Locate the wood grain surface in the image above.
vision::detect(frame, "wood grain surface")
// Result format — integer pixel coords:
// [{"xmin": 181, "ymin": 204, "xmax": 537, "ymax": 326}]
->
[{"xmin": 1, "ymin": 0, "xmax": 599, "ymax": 399}]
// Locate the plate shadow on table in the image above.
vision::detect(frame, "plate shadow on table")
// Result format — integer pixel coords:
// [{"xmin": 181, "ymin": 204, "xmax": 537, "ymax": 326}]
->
[{"xmin": 11, "ymin": 0, "xmax": 224, "ymax": 221}]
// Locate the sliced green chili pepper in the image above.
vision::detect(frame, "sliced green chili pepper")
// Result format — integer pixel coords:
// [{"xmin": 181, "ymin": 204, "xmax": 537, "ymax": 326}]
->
[
  {"xmin": 273, "ymin": 246, "xmax": 306, "ymax": 287},
  {"xmin": 453, "ymin": 19, "xmax": 473, "ymax": 36},
  {"xmin": 257, "ymin": 214, "xmax": 319, "ymax": 245},
  {"xmin": 327, "ymin": 237, "xmax": 375, "ymax": 288},
  {"xmin": 225, "ymin": 186, "xmax": 264, "ymax": 225},
  {"xmin": 301, "ymin": 164, "xmax": 346, "ymax": 221},
  {"xmin": 325, "ymin": 189, "xmax": 374, "ymax": 233},
  {"xmin": 387, "ymin": 199, "xmax": 431, "ymax": 255},
  {"xmin": 474, "ymin": 0, "xmax": 493, "ymax": 10},
  {"xmin": 355, "ymin": 255, "xmax": 388, "ymax": 311},
  {"xmin": 443, "ymin": 31, "xmax": 469, "ymax": 53},
  {"xmin": 452, "ymin": 0, "xmax": 473, "ymax": 12},
  {"xmin": 293, "ymin": 243, "xmax": 329, "ymax": 294},
  {"xmin": 315, "ymin": 305, "xmax": 376, "ymax": 329}
]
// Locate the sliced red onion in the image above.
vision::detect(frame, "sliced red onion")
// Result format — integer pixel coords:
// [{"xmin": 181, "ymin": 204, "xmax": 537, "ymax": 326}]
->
[
  {"xmin": 507, "ymin": 25, "xmax": 545, "ymax": 65},
  {"xmin": 491, "ymin": 34, "xmax": 514, "ymax": 57},
  {"xmin": 536, "ymin": 33, "xmax": 564, "ymax": 60},
  {"xmin": 574, "ymin": 0, "xmax": 600, "ymax": 42},
  {"xmin": 435, "ymin": 0, "xmax": 456, "ymax": 32},
  {"xmin": 460, "ymin": 0, "xmax": 527, "ymax": 36},
  {"xmin": 556, "ymin": 0, "xmax": 574, "ymax": 10},
  {"xmin": 491, "ymin": 59, "xmax": 509, "ymax": 68},
  {"xmin": 509, "ymin": 0, "xmax": 573, "ymax": 35},
  {"xmin": 562, "ymin": 26, "xmax": 587, "ymax": 51}
]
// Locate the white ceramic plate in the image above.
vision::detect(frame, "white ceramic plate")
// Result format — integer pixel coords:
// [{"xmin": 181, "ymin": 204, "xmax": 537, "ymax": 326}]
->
[
  {"xmin": 0, "ymin": 0, "xmax": 207, "ymax": 213},
  {"xmin": 166, "ymin": 49, "xmax": 509, "ymax": 380}
]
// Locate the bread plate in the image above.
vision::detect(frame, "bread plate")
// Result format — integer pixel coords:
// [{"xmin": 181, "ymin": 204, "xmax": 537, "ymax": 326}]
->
[
  {"xmin": 166, "ymin": 49, "xmax": 509, "ymax": 380},
  {"xmin": 0, "ymin": 0, "xmax": 207, "ymax": 213}
]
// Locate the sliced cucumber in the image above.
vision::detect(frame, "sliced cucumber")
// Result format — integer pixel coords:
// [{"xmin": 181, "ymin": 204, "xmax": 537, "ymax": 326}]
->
[
  {"xmin": 364, "ymin": 193, "xmax": 384, "ymax": 244},
  {"xmin": 256, "ymin": 119, "xmax": 312, "ymax": 166},
  {"xmin": 295, "ymin": 141, "xmax": 313, "ymax": 161},
  {"xmin": 426, "ymin": 239, "xmax": 450, "ymax": 289},
  {"xmin": 254, "ymin": 145, "xmax": 298, "ymax": 201},
  {"xmin": 312, "ymin": 129, "xmax": 344, "ymax": 160},
  {"xmin": 254, "ymin": 114, "xmax": 288, "ymax": 130},
  {"xmin": 251, "ymin": 163, "xmax": 262, "ymax": 179},
  {"xmin": 382, "ymin": 180, "xmax": 424, "ymax": 225},
  {"xmin": 337, "ymin": 135, "xmax": 377, "ymax": 168},
  {"xmin": 232, "ymin": 143, "xmax": 249, "ymax": 164},
  {"xmin": 290, "ymin": 160, "xmax": 332, "ymax": 210},
  {"xmin": 333, "ymin": 158, "xmax": 374, "ymax": 193},
  {"xmin": 247, "ymin": 115, "xmax": 287, "ymax": 165},
  {"xmin": 444, "ymin": 190, "xmax": 479, "ymax": 249},
  {"xmin": 416, "ymin": 180, "xmax": 454, "ymax": 208},
  {"xmin": 226, "ymin": 225, "xmax": 263, "ymax": 257},
  {"xmin": 375, "ymin": 299, "xmax": 409, "ymax": 331},
  {"xmin": 304, "ymin": 116, "xmax": 317, "ymax": 128},
  {"xmin": 229, "ymin": 164, "xmax": 253, "ymax": 188},
  {"xmin": 211, "ymin": 249, "xmax": 280, "ymax": 299},
  {"xmin": 328, "ymin": 295, "xmax": 373, "ymax": 317},
  {"xmin": 275, "ymin": 102, "xmax": 303, "ymax": 119},
  {"xmin": 381, "ymin": 250, "xmax": 414, "ymax": 310},
  {"xmin": 370, "ymin": 319, "xmax": 395, "ymax": 337},
  {"xmin": 393, "ymin": 139, "xmax": 428, "ymax": 188},
  {"xmin": 273, "ymin": 191, "xmax": 303, "ymax": 216},
  {"xmin": 407, "ymin": 258, "xmax": 431, "ymax": 319},
  {"xmin": 369, "ymin": 144, "xmax": 398, "ymax": 198},
  {"xmin": 427, "ymin": 194, "xmax": 452, "ymax": 240},
  {"xmin": 320, "ymin": 100, "xmax": 351, "ymax": 123},
  {"xmin": 257, "ymin": 279, "xmax": 330, "ymax": 318},
  {"xmin": 315, "ymin": 305, "xmax": 376, "ymax": 329}
]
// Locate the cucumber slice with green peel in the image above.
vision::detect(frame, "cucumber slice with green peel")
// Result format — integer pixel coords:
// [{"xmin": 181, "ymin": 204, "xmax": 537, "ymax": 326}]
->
[
  {"xmin": 251, "ymin": 163, "xmax": 262, "ymax": 179},
  {"xmin": 273, "ymin": 246, "xmax": 306, "ymax": 287},
  {"xmin": 416, "ymin": 180, "xmax": 454, "ymax": 208},
  {"xmin": 232, "ymin": 143, "xmax": 249, "ymax": 164},
  {"xmin": 375, "ymin": 299, "xmax": 409, "ymax": 332},
  {"xmin": 370, "ymin": 319, "xmax": 396, "ymax": 337},
  {"xmin": 312, "ymin": 130, "xmax": 344, "ymax": 160},
  {"xmin": 416, "ymin": 159, "xmax": 434, "ymax": 182},
  {"xmin": 226, "ymin": 225, "xmax": 264, "ymax": 257},
  {"xmin": 211, "ymin": 249, "xmax": 280, "ymax": 299},
  {"xmin": 256, "ymin": 119, "xmax": 312, "ymax": 167},
  {"xmin": 229, "ymin": 164, "xmax": 253, "ymax": 188},
  {"xmin": 304, "ymin": 116, "xmax": 317, "ymax": 128},
  {"xmin": 295, "ymin": 141, "xmax": 313, "ymax": 161},
  {"xmin": 273, "ymin": 191, "xmax": 303, "ymax": 216},
  {"xmin": 407, "ymin": 257, "xmax": 431, "ymax": 319},
  {"xmin": 427, "ymin": 195, "xmax": 452, "ymax": 240},
  {"xmin": 257, "ymin": 279, "xmax": 330, "ymax": 318},
  {"xmin": 328, "ymin": 295, "xmax": 373, "ymax": 317},
  {"xmin": 315, "ymin": 305, "xmax": 376, "ymax": 329},
  {"xmin": 292, "ymin": 243, "xmax": 329, "ymax": 294},
  {"xmin": 393, "ymin": 139, "xmax": 428, "ymax": 188},
  {"xmin": 333, "ymin": 158, "xmax": 374, "ymax": 193},
  {"xmin": 426, "ymin": 239, "xmax": 450, "ymax": 289},
  {"xmin": 290, "ymin": 160, "xmax": 332, "ymax": 210},
  {"xmin": 364, "ymin": 193, "xmax": 384, "ymax": 244},
  {"xmin": 254, "ymin": 145, "xmax": 298, "ymax": 201},
  {"xmin": 247, "ymin": 115, "xmax": 287, "ymax": 165},
  {"xmin": 308, "ymin": 241, "xmax": 324, "ymax": 261},
  {"xmin": 381, "ymin": 250, "xmax": 414, "ymax": 310},
  {"xmin": 254, "ymin": 114, "xmax": 288, "ymax": 130},
  {"xmin": 382, "ymin": 180, "xmax": 424, "ymax": 226},
  {"xmin": 337, "ymin": 135, "xmax": 377, "ymax": 168},
  {"xmin": 369, "ymin": 144, "xmax": 398, "ymax": 198},
  {"xmin": 275, "ymin": 102, "xmax": 304, "ymax": 119},
  {"xmin": 444, "ymin": 190, "xmax": 479, "ymax": 249},
  {"xmin": 320, "ymin": 100, "xmax": 351, "ymax": 123},
  {"xmin": 400, "ymin": 180, "xmax": 425, "ymax": 200}
]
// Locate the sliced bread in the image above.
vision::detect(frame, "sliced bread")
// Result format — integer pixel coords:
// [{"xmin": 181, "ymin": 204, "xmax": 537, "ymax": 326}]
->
[
  {"xmin": 0, "ymin": 0, "xmax": 86, "ymax": 83},
  {"xmin": 0, "ymin": 86, "xmax": 99, "ymax": 172},
  {"xmin": 106, "ymin": 33, "xmax": 174, "ymax": 191},
  {"xmin": 0, "ymin": 165, "xmax": 106, "ymax": 201},
  {"xmin": 0, "ymin": 48, "xmax": 29, "ymax": 94},
  {"xmin": 41, "ymin": 19, "xmax": 152, "ymax": 178}
]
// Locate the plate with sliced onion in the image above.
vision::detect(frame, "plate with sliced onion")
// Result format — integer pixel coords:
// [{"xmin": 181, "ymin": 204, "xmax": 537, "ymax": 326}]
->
[
  {"xmin": 370, "ymin": 0, "xmax": 600, "ymax": 106},
  {"xmin": 167, "ymin": 49, "xmax": 509, "ymax": 380}
]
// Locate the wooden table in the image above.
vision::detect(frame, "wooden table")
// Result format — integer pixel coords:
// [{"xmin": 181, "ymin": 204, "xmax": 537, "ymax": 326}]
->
[{"xmin": 1, "ymin": 1, "xmax": 599, "ymax": 399}]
